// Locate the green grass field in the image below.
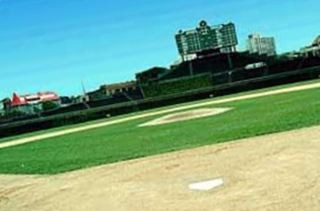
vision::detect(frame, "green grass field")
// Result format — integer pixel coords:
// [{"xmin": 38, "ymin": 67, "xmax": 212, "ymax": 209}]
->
[{"xmin": 0, "ymin": 81, "xmax": 320, "ymax": 175}]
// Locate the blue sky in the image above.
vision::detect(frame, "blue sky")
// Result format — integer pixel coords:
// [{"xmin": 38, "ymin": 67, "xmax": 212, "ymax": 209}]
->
[{"xmin": 0, "ymin": 0, "xmax": 319, "ymax": 99}]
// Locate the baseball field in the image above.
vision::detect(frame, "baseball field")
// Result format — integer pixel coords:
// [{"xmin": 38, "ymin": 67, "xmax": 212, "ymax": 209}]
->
[{"xmin": 1, "ymin": 80, "xmax": 320, "ymax": 211}]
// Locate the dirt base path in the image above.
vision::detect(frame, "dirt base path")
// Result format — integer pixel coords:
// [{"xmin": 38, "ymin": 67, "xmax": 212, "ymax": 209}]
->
[
  {"xmin": 1, "ymin": 125, "xmax": 320, "ymax": 211},
  {"xmin": 1, "ymin": 81, "xmax": 320, "ymax": 150}
]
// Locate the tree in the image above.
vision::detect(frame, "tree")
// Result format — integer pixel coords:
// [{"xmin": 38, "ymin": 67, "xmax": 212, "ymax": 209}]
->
[{"xmin": 42, "ymin": 101, "xmax": 59, "ymax": 111}]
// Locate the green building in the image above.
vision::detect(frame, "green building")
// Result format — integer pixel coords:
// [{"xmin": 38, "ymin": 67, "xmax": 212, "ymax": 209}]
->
[{"xmin": 175, "ymin": 20, "xmax": 238, "ymax": 61}]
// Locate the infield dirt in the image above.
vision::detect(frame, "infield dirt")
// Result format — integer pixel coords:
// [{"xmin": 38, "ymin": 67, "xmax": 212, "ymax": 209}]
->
[{"xmin": 1, "ymin": 125, "xmax": 319, "ymax": 211}]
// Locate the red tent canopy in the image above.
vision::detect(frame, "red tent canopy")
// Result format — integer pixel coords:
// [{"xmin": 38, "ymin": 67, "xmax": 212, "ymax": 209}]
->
[
  {"xmin": 11, "ymin": 92, "xmax": 27, "ymax": 107},
  {"xmin": 10, "ymin": 92, "xmax": 59, "ymax": 107}
]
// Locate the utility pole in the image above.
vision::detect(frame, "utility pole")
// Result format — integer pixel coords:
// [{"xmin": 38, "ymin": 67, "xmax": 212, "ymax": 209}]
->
[
  {"xmin": 227, "ymin": 53, "xmax": 233, "ymax": 70},
  {"xmin": 227, "ymin": 53, "xmax": 233, "ymax": 83},
  {"xmin": 228, "ymin": 71, "xmax": 232, "ymax": 83},
  {"xmin": 188, "ymin": 60, "xmax": 194, "ymax": 76}
]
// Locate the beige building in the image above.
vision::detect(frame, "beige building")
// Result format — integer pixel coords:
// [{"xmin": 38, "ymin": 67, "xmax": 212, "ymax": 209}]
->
[
  {"xmin": 100, "ymin": 81, "xmax": 137, "ymax": 96},
  {"xmin": 300, "ymin": 35, "xmax": 320, "ymax": 57},
  {"xmin": 247, "ymin": 33, "xmax": 277, "ymax": 56},
  {"xmin": 87, "ymin": 81, "xmax": 137, "ymax": 101}
]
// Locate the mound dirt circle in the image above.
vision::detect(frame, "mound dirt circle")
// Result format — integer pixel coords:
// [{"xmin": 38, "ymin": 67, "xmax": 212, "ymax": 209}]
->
[{"xmin": 139, "ymin": 108, "xmax": 231, "ymax": 127}]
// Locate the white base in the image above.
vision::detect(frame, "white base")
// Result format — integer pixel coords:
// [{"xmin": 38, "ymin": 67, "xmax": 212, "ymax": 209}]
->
[{"xmin": 188, "ymin": 178, "xmax": 224, "ymax": 191}]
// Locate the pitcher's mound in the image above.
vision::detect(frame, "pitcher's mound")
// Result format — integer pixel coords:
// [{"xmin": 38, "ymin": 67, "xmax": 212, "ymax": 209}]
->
[{"xmin": 139, "ymin": 108, "xmax": 231, "ymax": 127}]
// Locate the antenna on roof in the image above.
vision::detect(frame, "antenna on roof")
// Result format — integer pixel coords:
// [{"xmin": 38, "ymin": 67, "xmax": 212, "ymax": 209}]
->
[
  {"xmin": 81, "ymin": 81, "xmax": 87, "ymax": 96},
  {"xmin": 81, "ymin": 81, "xmax": 90, "ymax": 109}
]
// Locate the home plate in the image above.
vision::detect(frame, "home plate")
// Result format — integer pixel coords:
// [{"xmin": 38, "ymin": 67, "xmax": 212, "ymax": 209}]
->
[{"xmin": 188, "ymin": 178, "xmax": 224, "ymax": 191}]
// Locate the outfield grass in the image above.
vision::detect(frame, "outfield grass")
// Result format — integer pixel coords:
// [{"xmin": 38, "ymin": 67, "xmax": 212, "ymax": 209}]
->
[
  {"xmin": 0, "ymin": 84, "xmax": 319, "ymax": 175},
  {"xmin": 1, "ymin": 78, "xmax": 320, "ymax": 145}
]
